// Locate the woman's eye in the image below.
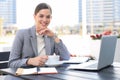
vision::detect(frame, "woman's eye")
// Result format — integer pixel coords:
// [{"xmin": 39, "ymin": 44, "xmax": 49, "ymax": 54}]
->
[
  {"xmin": 39, "ymin": 15, "xmax": 44, "ymax": 18},
  {"xmin": 39, "ymin": 15, "xmax": 51, "ymax": 19},
  {"xmin": 46, "ymin": 16, "xmax": 50, "ymax": 19}
]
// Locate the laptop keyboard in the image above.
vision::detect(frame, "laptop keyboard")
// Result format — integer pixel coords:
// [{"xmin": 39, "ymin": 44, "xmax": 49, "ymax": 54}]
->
[{"xmin": 85, "ymin": 63, "xmax": 98, "ymax": 68}]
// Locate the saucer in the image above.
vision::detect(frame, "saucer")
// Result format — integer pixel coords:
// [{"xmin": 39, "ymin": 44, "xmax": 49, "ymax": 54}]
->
[{"xmin": 45, "ymin": 61, "xmax": 63, "ymax": 67}]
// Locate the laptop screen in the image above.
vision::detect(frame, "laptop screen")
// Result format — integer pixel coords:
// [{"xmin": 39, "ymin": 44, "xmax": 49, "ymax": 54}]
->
[{"xmin": 98, "ymin": 35, "xmax": 117, "ymax": 69}]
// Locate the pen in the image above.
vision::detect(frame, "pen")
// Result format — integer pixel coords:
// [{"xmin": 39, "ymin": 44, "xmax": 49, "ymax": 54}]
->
[
  {"xmin": 86, "ymin": 58, "xmax": 90, "ymax": 62},
  {"xmin": 37, "ymin": 67, "xmax": 40, "ymax": 73}
]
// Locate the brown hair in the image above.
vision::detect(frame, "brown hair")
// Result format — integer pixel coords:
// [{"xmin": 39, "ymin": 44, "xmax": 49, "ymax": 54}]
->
[{"xmin": 34, "ymin": 3, "xmax": 52, "ymax": 15}]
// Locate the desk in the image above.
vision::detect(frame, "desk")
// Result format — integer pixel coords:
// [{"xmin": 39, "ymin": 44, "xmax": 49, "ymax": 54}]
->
[{"xmin": 1, "ymin": 62, "xmax": 120, "ymax": 80}]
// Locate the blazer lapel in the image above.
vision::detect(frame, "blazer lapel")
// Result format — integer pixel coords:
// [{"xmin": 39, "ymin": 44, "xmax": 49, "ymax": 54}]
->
[
  {"xmin": 30, "ymin": 38, "xmax": 38, "ymax": 56},
  {"xmin": 29, "ymin": 26, "xmax": 38, "ymax": 56},
  {"xmin": 44, "ymin": 36, "xmax": 51, "ymax": 55}
]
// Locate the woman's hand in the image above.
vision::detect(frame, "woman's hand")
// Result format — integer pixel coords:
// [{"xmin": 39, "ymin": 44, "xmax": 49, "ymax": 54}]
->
[
  {"xmin": 27, "ymin": 56, "xmax": 48, "ymax": 66},
  {"xmin": 38, "ymin": 27, "xmax": 54, "ymax": 37},
  {"xmin": 37, "ymin": 27, "xmax": 60, "ymax": 43}
]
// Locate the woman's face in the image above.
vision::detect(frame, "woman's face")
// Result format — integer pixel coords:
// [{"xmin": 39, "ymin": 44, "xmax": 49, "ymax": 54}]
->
[{"xmin": 34, "ymin": 9, "xmax": 52, "ymax": 32}]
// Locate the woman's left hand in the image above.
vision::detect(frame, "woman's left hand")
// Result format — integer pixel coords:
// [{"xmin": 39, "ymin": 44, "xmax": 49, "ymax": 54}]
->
[
  {"xmin": 38, "ymin": 27, "xmax": 60, "ymax": 43},
  {"xmin": 38, "ymin": 27, "xmax": 54, "ymax": 37}
]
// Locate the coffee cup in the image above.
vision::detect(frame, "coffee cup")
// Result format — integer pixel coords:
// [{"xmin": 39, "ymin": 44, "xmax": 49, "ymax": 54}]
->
[{"xmin": 46, "ymin": 55, "xmax": 60, "ymax": 64}]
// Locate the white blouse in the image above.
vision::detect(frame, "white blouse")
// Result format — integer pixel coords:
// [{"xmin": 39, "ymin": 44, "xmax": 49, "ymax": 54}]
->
[{"xmin": 36, "ymin": 33, "xmax": 46, "ymax": 56}]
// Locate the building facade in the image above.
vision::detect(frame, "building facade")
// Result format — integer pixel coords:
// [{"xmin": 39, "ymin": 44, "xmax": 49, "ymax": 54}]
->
[
  {"xmin": 0, "ymin": 0, "xmax": 16, "ymax": 27},
  {"xmin": 79, "ymin": 0, "xmax": 120, "ymax": 34}
]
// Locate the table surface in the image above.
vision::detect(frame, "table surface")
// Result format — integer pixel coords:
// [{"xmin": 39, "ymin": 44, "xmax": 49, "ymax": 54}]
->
[{"xmin": 1, "ymin": 62, "xmax": 120, "ymax": 80}]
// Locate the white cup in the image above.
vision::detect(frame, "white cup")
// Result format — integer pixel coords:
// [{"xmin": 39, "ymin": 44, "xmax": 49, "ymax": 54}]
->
[{"xmin": 46, "ymin": 55, "xmax": 60, "ymax": 64}]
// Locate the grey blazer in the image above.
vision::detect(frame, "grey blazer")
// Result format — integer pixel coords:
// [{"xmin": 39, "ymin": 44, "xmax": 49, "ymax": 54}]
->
[{"xmin": 9, "ymin": 26, "xmax": 70, "ymax": 68}]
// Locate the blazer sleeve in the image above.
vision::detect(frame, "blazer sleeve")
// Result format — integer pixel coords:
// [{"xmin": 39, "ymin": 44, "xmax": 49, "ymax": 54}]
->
[
  {"xmin": 54, "ymin": 40, "xmax": 70, "ymax": 60},
  {"xmin": 8, "ymin": 30, "xmax": 29, "ymax": 68}
]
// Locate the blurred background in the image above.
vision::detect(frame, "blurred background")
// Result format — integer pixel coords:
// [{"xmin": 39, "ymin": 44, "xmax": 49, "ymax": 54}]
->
[{"xmin": 0, "ymin": 0, "xmax": 120, "ymax": 62}]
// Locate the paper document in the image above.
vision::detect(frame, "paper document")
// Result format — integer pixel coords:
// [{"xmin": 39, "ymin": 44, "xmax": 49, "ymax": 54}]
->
[
  {"xmin": 16, "ymin": 67, "xmax": 58, "ymax": 75},
  {"xmin": 62, "ymin": 57, "xmax": 90, "ymax": 64}
]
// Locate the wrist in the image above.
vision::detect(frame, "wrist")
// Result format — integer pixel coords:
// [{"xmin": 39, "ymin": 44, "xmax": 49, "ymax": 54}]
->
[
  {"xmin": 26, "ymin": 58, "xmax": 32, "ymax": 65},
  {"xmin": 52, "ymin": 33, "xmax": 57, "ymax": 39},
  {"xmin": 53, "ymin": 34, "xmax": 61, "ymax": 43}
]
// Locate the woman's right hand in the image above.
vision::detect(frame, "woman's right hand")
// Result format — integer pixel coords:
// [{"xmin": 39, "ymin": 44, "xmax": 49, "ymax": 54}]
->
[{"xmin": 27, "ymin": 56, "xmax": 48, "ymax": 66}]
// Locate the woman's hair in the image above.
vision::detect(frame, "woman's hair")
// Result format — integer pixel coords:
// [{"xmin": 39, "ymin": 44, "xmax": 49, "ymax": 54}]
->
[{"xmin": 34, "ymin": 3, "xmax": 52, "ymax": 15}]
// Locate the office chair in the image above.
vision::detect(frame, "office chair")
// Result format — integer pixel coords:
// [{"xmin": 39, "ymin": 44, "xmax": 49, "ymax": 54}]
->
[{"xmin": 0, "ymin": 51, "xmax": 10, "ymax": 80}]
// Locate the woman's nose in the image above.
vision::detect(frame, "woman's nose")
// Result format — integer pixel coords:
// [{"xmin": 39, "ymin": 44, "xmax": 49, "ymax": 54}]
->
[{"xmin": 42, "ymin": 17, "xmax": 47, "ymax": 22}]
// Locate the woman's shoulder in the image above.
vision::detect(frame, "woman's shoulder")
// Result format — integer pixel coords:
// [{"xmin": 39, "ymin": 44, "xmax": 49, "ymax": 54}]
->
[
  {"xmin": 16, "ymin": 27, "xmax": 32, "ymax": 34},
  {"xmin": 17, "ymin": 28, "xmax": 28, "ymax": 32},
  {"xmin": 15, "ymin": 28, "xmax": 32, "ymax": 38}
]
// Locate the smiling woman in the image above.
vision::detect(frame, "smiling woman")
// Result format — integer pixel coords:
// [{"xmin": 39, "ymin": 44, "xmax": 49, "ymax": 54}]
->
[{"xmin": 8, "ymin": 3, "xmax": 70, "ymax": 69}]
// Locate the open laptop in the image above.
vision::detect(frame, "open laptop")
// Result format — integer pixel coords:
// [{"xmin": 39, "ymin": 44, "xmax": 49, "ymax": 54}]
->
[{"xmin": 68, "ymin": 35, "xmax": 117, "ymax": 71}]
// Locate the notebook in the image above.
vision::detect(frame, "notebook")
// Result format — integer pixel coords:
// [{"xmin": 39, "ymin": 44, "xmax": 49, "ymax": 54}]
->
[
  {"xmin": 16, "ymin": 67, "xmax": 58, "ymax": 75},
  {"xmin": 68, "ymin": 35, "xmax": 117, "ymax": 71}
]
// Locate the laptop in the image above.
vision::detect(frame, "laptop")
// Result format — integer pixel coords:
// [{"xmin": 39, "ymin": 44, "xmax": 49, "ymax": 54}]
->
[{"xmin": 68, "ymin": 35, "xmax": 117, "ymax": 71}]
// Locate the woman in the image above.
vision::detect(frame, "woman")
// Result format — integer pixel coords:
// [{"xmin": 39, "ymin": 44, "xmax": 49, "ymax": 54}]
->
[{"xmin": 8, "ymin": 3, "xmax": 70, "ymax": 68}]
